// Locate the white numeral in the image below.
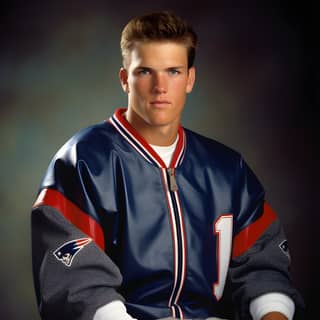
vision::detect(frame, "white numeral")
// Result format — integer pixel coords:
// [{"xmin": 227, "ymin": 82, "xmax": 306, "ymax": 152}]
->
[{"xmin": 213, "ymin": 215, "xmax": 233, "ymax": 300}]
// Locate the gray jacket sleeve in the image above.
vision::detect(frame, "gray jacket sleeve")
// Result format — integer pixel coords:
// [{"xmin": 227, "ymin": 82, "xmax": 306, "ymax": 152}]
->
[
  {"xmin": 31, "ymin": 204, "xmax": 125, "ymax": 320},
  {"xmin": 228, "ymin": 158, "xmax": 305, "ymax": 319},
  {"xmin": 229, "ymin": 217, "xmax": 305, "ymax": 319}
]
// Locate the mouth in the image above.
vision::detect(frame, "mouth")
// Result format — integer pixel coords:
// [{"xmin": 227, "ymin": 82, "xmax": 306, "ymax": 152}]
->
[{"xmin": 150, "ymin": 100, "xmax": 171, "ymax": 107}]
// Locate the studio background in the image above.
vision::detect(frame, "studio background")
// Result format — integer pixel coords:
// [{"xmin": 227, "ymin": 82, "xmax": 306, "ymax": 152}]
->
[{"xmin": 1, "ymin": 1, "xmax": 318, "ymax": 319}]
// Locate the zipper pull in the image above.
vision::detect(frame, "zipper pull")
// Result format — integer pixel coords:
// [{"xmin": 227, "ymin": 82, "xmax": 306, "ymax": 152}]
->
[{"xmin": 167, "ymin": 168, "xmax": 178, "ymax": 192}]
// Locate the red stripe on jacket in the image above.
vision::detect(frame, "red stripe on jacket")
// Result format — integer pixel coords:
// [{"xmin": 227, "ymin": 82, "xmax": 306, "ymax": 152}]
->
[
  {"xmin": 33, "ymin": 188, "xmax": 105, "ymax": 250},
  {"xmin": 232, "ymin": 202, "xmax": 277, "ymax": 258}
]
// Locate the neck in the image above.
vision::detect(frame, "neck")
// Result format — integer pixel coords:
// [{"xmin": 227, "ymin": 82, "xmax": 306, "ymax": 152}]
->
[{"xmin": 124, "ymin": 110, "xmax": 179, "ymax": 146}]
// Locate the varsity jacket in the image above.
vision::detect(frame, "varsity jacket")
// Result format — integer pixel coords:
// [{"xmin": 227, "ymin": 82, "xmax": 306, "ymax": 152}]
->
[{"xmin": 31, "ymin": 108, "xmax": 303, "ymax": 320}]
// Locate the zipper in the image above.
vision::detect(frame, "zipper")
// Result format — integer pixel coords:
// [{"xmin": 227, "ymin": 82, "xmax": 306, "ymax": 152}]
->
[
  {"xmin": 163, "ymin": 167, "xmax": 185, "ymax": 319},
  {"xmin": 167, "ymin": 168, "xmax": 178, "ymax": 192}
]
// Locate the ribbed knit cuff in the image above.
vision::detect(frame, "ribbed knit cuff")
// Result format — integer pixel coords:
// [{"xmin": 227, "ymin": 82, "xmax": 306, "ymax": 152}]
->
[
  {"xmin": 249, "ymin": 292, "xmax": 295, "ymax": 320},
  {"xmin": 93, "ymin": 300, "xmax": 137, "ymax": 320}
]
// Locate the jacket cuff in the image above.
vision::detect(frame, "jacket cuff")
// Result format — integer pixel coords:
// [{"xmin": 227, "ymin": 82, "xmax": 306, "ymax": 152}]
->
[
  {"xmin": 93, "ymin": 300, "xmax": 137, "ymax": 320},
  {"xmin": 249, "ymin": 292, "xmax": 295, "ymax": 320}
]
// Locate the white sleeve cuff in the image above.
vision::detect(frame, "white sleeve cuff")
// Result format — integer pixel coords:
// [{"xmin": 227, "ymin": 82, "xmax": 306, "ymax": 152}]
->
[
  {"xmin": 249, "ymin": 292, "xmax": 295, "ymax": 320},
  {"xmin": 93, "ymin": 300, "xmax": 137, "ymax": 320}
]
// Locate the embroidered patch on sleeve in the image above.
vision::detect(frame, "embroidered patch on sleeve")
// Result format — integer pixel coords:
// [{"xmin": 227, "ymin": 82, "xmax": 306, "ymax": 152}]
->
[
  {"xmin": 53, "ymin": 238, "xmax": 92, "ymax": 267},
  {"xmin": 279, "ymin": 239, "xmax": 291, "ymax": 260}
]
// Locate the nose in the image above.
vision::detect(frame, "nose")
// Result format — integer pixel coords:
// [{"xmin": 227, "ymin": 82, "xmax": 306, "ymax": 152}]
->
[{"xmin": 153, "ymin": 72, "xmax": 167, "ymax": 94}]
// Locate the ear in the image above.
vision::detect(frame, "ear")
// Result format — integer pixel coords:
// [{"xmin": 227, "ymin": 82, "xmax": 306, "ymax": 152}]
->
[
  {"xmin": 186, "ymin": 67, "xmax": 196, "ymax": 93},
  {"xmin": 119, "ymin": 67, "xmax": 129, "ymax": 93}
]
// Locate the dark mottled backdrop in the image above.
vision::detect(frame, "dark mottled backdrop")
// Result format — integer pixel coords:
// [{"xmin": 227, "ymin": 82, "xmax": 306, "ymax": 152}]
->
[{"xmin": 1, "ymin": 1, "xmax": 318, "ymax": 319}]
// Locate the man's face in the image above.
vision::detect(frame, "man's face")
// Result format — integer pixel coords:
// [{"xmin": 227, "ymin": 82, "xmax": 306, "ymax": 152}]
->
[{"xmin": 120, "ymin": 41, "xmax": 195, "ymax": 133}]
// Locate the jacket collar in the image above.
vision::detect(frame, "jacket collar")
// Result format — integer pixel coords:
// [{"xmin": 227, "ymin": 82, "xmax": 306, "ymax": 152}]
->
[{"xmin": 109, "ymin": 108, "xmax": 186, "ymax": 168}]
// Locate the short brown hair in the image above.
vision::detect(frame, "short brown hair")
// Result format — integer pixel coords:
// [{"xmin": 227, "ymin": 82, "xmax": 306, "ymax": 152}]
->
[{"xmin": 120, "ymin": 11, "xmax": 198, "ymax": 69}]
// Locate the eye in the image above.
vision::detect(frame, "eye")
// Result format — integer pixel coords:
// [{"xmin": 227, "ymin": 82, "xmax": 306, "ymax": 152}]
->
[
  {"xmin": 168, "ymin": 69, "xmax": 181, "ymax": 75},
  {"xmin": 137, "ymin": 68, "xmax": 151, "ymax": 75}
]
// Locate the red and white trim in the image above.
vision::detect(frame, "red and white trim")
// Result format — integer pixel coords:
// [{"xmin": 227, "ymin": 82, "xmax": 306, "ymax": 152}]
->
[
  {"xmin": 109, "ymin": 108, "xmax": 186, "ymax": 169},
  {"xmin": 232, "ymin": 202, "xmax": 277, "ymax": 258},
  {"xmin": 33, "ymin": 188, "xmax": 105, "ymax": 250},
  {"xmin": 160, "ymin": 168, "xmax": 187, "ymax": 319}
]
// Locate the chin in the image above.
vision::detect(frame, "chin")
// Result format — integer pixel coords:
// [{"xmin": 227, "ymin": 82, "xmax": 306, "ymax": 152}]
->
[{"xmin": 147, "ymin": 116, "xmax": 174, "ymax": 126}]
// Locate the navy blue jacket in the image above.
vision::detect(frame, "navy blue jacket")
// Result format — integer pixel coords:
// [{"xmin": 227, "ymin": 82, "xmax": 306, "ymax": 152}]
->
[{"xmin": 31, "ymin": 109, "xmax": 303, "ymax": 319}]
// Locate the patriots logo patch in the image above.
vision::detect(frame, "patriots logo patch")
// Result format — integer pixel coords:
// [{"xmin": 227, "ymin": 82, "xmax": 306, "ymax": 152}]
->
[
  {"xmin": 53, "ymin": 238, "xmax": 92, "ymax": 267},
  {"xmin": 279, "ymin": 239, "xmax": 290, "ymax": 259}
]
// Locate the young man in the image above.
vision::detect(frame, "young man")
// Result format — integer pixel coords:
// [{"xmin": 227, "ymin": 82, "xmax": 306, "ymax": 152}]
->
[{"xmin": 31, "ymin": 11, "xmax": 304, "ymax": 320}]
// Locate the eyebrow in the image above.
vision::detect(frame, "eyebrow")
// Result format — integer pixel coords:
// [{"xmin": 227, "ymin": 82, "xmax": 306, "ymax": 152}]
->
[
  {"xmin": 166, "ymin": 66, "xmax": 185, "ymax": 70},
  {"xmin": 134, "ymin": 66, "xmax": 186, "ymax": 71}
]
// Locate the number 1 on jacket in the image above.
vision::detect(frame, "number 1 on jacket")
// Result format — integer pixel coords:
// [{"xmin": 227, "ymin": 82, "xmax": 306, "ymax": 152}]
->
[{"xmin": 213, "ymin": 214, "xmax": 233, "ymax": 301}]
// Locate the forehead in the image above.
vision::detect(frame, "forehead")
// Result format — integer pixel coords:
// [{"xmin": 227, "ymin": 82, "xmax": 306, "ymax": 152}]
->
[{"xmin": 126, "ymin": 41, "xmax": 188, "ymax": 69}]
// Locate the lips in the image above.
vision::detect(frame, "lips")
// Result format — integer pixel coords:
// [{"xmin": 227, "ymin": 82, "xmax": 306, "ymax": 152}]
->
[{"xmin": 150, "ymin": 100, "xmax": 171, "ymax": 106}]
